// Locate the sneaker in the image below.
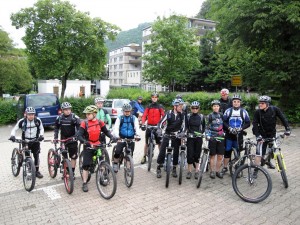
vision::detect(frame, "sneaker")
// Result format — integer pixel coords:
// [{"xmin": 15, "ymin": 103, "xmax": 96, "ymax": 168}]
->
[
  {"xmin": 186, "ymin": 171, "xmax": 192, "ymax": 179},
  {"xmin": 172, "ymin": 167, "xmax": 177, "ymax": 178},
  {"xmin": 156, "ymin": 167, "xmax": 162, "ymax": 178},
  {"xmin": 210, "ymin": 171, "xmax": 216, "ymax": 179},
  {"xmin": 194, "ymin": 171, "xmax": 199, "ymax": 180},
  {"xmin": 82, "ymin": 183, "xmax": 88, "ymax": 192},
  {"xmin": 36, "ymin": 171, "xmax": 43, "ymax": 179},
  {"xmin": 216, "ymin": 172, "xmax": 223, "ymax": 179},
  {"xmin": 222, "ymin": 167, "xmax": 228, "ymax": 174},
  {"xmin": 113, "ymin": 163, "xmax": 118, "ymax": 173},
  {"xmin": 265, "ymin": 161, "xmax": 275, "ymax": 169},
  {"xmin": 141, "ymin": 156, "xmax": 147, "ymax": 164}
]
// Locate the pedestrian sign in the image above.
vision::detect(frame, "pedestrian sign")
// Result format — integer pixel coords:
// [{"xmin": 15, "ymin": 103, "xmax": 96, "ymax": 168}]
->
[{"xmin": 231, "ymin": 75, "xmax": 242, "ymax": 86}]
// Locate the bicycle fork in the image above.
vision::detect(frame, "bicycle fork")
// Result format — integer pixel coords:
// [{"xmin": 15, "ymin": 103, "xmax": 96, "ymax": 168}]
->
[{"xmin": 274, "ymin": 151, "xmax": 287, "ymax": 171}]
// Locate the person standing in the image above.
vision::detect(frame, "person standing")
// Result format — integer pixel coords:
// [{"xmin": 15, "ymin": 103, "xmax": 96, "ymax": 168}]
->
[
  {"xmin": 9, "ymin": 107, "xmax": 45, "ymax": 178},
  {"xmin": 252, "ymin": 96, "xmax": 291, "ymax": 169},
  {"xmin": 219, "ymin": 88, "xmax": 232, "ymax": 114},
  {"xmin": 54, "ymin": 102, "xmax": 81, "ymax": 179},
  {"xmin": 140, "ymin": 92, "xmax": 165, "ymax": 164},
  {"xmin": 186, "ymin": 101, "xmax": 205, "ymax": 179}
]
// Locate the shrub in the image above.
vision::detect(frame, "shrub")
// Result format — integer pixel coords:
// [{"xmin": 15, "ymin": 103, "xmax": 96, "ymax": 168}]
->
[{"xmin": 0, "ymin": 100, "xmax": 18, "ymax": 124}]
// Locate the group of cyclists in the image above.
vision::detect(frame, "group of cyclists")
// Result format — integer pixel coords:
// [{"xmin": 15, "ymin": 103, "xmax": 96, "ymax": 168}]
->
[{"xmin": 8, "ymin": 88, "xmax": 291, "ymax": 192}]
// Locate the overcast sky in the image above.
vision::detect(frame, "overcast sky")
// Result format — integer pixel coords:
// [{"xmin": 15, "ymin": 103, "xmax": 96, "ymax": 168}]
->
[{"xmin": 0, "ymin": 0, "xmax": 205, "ymax": 48}]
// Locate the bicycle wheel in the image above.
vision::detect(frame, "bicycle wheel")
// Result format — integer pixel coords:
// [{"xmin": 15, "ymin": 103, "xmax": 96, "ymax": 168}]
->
[
  {"xmin": 63, "ymin": 159, "xmax": 74, "ymax": 194},
  {"xmin": 47, "ymin": 148, "xmax": 59, "ymax": 178},
  {"xmin": 96, "ymin": 161, "xmax": 117, "ymax": 200},
  {"xmin": 79, "ymin": 151, "xmax": 91, "ymax": 183},
  {"xmin": 147, "ymin": 142, "xmax": 154, "ymax": 172},
  {"xmin": 11, "ymin": 148, "xmax": 21, "ymax": 177},
  {"xmin": 197, "ymin": 153, "xmax": 208, "ymax": 188},
  {"xmin": 124, "ymin": 155, "xmax": 134, "ymax": 187},
  {"xmin": 165, "ymin": 154, "xmax": 172, "ymax": 188},
  {"xmin": 179, "ymin": 151, "xmax": 185, "ymax": 185},
  {"xmin": 23, "ymin": 158, "xmax": 36, "ymax": 192},
  {"xmin": 78, "ymin": 143, "xmax": 82, "ymax": 155},
  {"xmin": 232, "ymin": 164, "xmax": 272, "ymax": 203},
  {"xmin": 277, "ymin": 154, "xmax": 288, "ymax": 188},
  {"xmin": 102, "ymin": 148, "xmax": 111, "ymax": 165}
]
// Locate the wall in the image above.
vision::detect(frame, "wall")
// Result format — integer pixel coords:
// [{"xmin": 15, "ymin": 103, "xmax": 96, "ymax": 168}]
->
[{"xmin": 38, "ymin": 80, "xmax": 91, "ymax": 98}]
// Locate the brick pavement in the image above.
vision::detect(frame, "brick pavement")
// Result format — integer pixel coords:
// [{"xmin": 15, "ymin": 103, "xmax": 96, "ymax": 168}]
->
[{"xmin": 0, "ymin": 126, "xmax": 299, "ymax": 224}]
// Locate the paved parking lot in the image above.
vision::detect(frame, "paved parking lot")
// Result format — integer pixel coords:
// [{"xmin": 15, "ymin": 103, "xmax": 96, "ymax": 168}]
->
[{"xmin": 0, "ymin": 125, "xmax": 299, "ymax": 224}]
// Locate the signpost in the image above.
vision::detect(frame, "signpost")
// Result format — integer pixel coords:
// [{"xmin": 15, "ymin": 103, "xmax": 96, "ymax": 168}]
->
[{"xmin": 231, "ymin": 75, "xmax": 242, "ymax": 92}]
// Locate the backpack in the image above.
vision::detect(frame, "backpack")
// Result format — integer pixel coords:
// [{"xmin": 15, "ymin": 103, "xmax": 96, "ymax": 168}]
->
[
  {"xmin": 19, "ymin": 117, "xmax": 41, "ymax": 139},
  {"xmin": 129, "ymin": 100, "xmax": 136, "ymax": 110},
  {"xmin": 83, "ymin": 119, "xmax": 103, "ymax": 141},
  {"xmin": 187, "ymin": 113, "xmax": 203, "ymax": 132},
  {"xmin": 57, "ymin": 113, "xmax": 78, "ymax": 126},
  {"xmin": 227, "ymin": 108, "xmax": 246, "ymax": 123},
  {"xmin": 119, "ymin": 115, "xmax": 135, "ymax": 130}
]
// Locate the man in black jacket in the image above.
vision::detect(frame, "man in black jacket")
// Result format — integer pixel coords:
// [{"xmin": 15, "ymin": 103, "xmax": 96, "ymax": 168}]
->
[{"xmin": 252, "ymin": 96, "xmax": 291, "ymax": 169}]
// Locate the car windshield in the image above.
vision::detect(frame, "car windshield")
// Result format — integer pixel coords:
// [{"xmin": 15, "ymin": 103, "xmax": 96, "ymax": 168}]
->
[
  {"xmin": 103, "ymin": 101, "xmax": 112, "ymax": 107},
  {"xmin": 114, "ymin": 100, "xmax": 128, "ymax": 108},
  {"xmin": 27, "ymin": 95, "xmax": 57, "ymax": 107}
]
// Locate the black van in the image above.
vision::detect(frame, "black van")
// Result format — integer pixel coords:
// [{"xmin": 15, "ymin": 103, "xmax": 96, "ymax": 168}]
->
[{"xmin": 16, "ymin": 93, "xmax": 61, "ymax": 126}]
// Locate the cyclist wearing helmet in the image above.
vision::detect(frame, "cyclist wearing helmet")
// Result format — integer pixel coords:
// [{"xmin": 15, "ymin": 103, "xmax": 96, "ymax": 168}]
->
[
  {"xmin": 94, "ymin": 97, "xmax": 112, "ymax": 144},
  {"xmin": 222, "ymin": 94, "xmax": 250, "ymax": 174},
  {"xmin": 54, "ymin": 102, "xmax": 81, "ymax": 179},
  {"xmin": 77, "ymin": 105, "xmax": 116, "ymax": 192},
  {"xmin": 9, "ymin": 107, "xmax": 45, "ymax": 178},
  {"xmin": 156, "ymin": 99, "xmax": 186, "ymax": 178},
  {"xmin": 140, "ymin": 92, "xmax": 165, "ymax": 164},
  {"xmin": 112, "ymin": 103, "xmax": 141, "ymax": 173},
  {"xmin": 175, "ymin": 94, "xmax": 189, "ymax": 116},
  {"xmin": 253, "ymin": 95, "xmax": 291, "ymax": 170},
  {"xmin": 219, "ymin": 88, "xmax": 232, "ymax": 114},
  {"xmin": 131, "ymin": 96, "xmax": 145, "ymax": 125},
  {"xmin": 186, "ymin": 101, "xmax": 206, "ymax": 179},
  {"xmin": 206, "ymin": 100, "xmax": 225, "ymax": 179}
]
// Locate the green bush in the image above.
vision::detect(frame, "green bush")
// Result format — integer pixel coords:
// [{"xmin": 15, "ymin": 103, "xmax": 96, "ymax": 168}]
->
[
  {"xmin": 60, "ymin": 97, "xmax": 94, "ymax": 118},
  {"xmin": 0, "ymin": 100, "xmax": 18, "ymax": 124}
]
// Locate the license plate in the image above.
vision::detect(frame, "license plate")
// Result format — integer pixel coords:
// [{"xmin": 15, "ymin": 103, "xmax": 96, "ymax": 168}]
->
[{"xmin": 38, "ymin": 112, "xmax": 50, "ymax": 116}]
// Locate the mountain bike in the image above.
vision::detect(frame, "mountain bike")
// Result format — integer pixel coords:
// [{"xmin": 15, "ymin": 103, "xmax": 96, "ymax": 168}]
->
[
  {"xmin": 196, "ymin": 133, "xmax": 224, "ymax": 188},
  {"xmin": 10, "ymin": 138, "xmax": 37, "ymax": 192},
  {"xmin": 163, "ymin": 133, "xmax": 177, "ymax": 188},
  {"xmin": 178, "ymin": 135, "xmax": 187, "ymax": 185},
  {"xmin": 232, "ymin": 139, "xmax": 272, "ymax": 203},
  {"xmin": 79, "ymin": 142, "xmax": 117, "ymax": 199},
  {"xmin": 112, "ymin": 138, "xmax": 137, "ymax": 188},
  {"xmin": 262, "ymin": 133, "xmax": 289, "ymax": 188},
  {"xmin": 146, "ymin": 125, "xmax": 157, "ymax": 172},
  {"xmin": 46, "ymin": 137, "xmax": 76, "ymax": 194}
]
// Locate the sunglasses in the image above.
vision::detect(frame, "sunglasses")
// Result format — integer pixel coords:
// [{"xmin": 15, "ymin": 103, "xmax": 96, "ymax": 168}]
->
[{"xmin": 191, "ymin": 107, "xmax": 199, "ymax": 110}]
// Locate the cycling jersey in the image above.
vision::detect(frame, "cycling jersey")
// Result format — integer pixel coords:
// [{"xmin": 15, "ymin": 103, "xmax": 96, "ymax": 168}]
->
[
  {"xmin": 142, "ymin": 102, "xmax": 164, "ymax": 125},
  {"xmin": 54, "ymin": 113, "xmax": 80, "ymax": 139},
  {"xmin": 207, "ymin": 112, "xmax": 224, "ymax": 137},
  {"xmin": 96, "ymin": 108, "xmax": 112, "ymax": 128},
  {"xmin": 158, "ymin": 110, "xmax": 185, "ymax": 133},
  {"xmin": 11, "ymin": 118, "xmax": 44, "ymax": 140},
  {"xmin": 219, "ymin": 97, "xmax": 232, "ymax": 114}
]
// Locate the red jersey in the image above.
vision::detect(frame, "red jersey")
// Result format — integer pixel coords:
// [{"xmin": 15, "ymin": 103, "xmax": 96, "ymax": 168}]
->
[
  {"xmin": 80, "ymin": 119, "xmax": 105, "ymax": 145},
  {"xmin": 142, "ymin": 102, "xmax": 165, "ymax": 125}
]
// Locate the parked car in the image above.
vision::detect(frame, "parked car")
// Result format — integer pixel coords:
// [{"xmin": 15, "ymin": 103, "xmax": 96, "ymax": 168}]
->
[
  {"xmin": 16, "ymin": 93, "xmax": 61, "ymax": 127},
  {"xmin": 103, "ymin": 99, "xmax": 130, "ymax": 121}
]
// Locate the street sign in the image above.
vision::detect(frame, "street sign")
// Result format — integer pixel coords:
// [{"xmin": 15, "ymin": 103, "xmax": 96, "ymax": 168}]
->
[{"xmin": 231, "ymin": 75, "xmax": 242, "ymax": 86}]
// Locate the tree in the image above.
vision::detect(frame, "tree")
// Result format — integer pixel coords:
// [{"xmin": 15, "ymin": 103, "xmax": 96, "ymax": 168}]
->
[
  {"xmin": 142, "ymin": 15, "xmax": 201, "ymax": 92},
  {"xmin": 208, "ymin": 0, "xmax": 300, "ymax": 107},
  {"xmin": 11, "ymin": 0, "xmax": 120, "ymax": 97},
  {"xmin": 0, "ymin": 28, "xmax": 32, "ymax": 96}
]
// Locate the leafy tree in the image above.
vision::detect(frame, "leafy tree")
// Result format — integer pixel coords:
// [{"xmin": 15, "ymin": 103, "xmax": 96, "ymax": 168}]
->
[
  {"xmin": 195, "ymin": 0, "xmax": 211, "ymax": 19},
  {"xmin": 0, "ymin": 28, "xmax": 32, "ymax": 96},
  {"xmin": 208, "ymin": 0, "xmax": 300, "ymax": 107},
  {"xmin": 142, "ymin": 15, "xmax": 201, "ymax": 92},
  {"xmin": 11, "ymin": 0, "xmax": 120, "ymax": 97}
]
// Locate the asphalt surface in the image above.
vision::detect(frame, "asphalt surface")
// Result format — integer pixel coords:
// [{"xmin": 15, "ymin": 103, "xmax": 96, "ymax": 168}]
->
[{"xmin": 0, "ymin": 124, "xmax": 299, "ymax": 224}]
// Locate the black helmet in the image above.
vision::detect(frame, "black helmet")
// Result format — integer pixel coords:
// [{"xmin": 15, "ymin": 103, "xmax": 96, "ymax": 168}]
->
[
  {"xmin": 151, "ymin": 92, "xmax": 159, "ymax": 97},
  {"xmin": 211, "ymin": 100, "xmax": 221, "ymax": 106}
]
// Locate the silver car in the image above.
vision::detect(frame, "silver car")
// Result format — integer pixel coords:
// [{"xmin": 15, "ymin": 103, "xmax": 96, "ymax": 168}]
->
[{"xmin": 103, "ymin": 99, "xmax": 130, "ymax": 121}]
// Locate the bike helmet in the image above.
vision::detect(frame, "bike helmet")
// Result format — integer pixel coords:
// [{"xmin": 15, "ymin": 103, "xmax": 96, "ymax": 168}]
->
[
  {"xmin": 172, "ymin": 99, "xmax": 184, "ymax": 106},
  {"xmin": 151, "ymin": 92, "xmax": 159, "ymax": 97},
  {"xmin": 232, "ymin": 94, "xmax": 242, "ymax": 101},
  {"xmin": 211, "ymin": 100, "xmax": 221, "ymax": 106},
  {"xmin": 61, "ymin": 102, "xmax": 72, "ymax": 109},
  {"xmin": 94, "ymin": 97, "xmax": 105, "ymax": 104},
  {"xmin": 25, "ymin": 107, "xmax": 36, "ymax": 114},
  {"xmin": 176, "ymin": 94, "xmax": 182, "ymax": 99},
  {"xmin": 83, "ymin": 105, "xmax": 98, "ymax": 114},
  {"xmin": 220, "ymin": 88, "xmax": 229, "ymax": 96},
  {"xmin": 137, "ymin": 96, "xmax": 143, "ymax": 100},
  {"xmin": 191, "ymin": 101, "xmax": 200, "ymax": 107},
  {"xmin": 122, "ymin": 103, "xmax": 132, "ymax": 111},
  {"xmin": 259, "ymin": 95, "xmax": 271, "ymax": 103}
]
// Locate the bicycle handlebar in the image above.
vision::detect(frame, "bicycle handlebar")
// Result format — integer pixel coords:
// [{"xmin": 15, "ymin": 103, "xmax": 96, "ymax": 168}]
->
[{"xmin": 11, "ymin": 138, "xmax": 39, "ymax": 144}]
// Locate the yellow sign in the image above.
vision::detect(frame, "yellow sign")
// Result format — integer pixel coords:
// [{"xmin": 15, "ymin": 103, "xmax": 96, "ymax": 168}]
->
[{"xmin": 231, "ymin": 75, "xmax": 242, "ymax": 86}]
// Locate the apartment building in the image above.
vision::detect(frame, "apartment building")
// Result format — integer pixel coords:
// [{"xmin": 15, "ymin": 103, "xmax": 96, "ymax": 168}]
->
[{"xmin": 108, "ymin": 43, "xmax": 142, "ymax": 87}]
